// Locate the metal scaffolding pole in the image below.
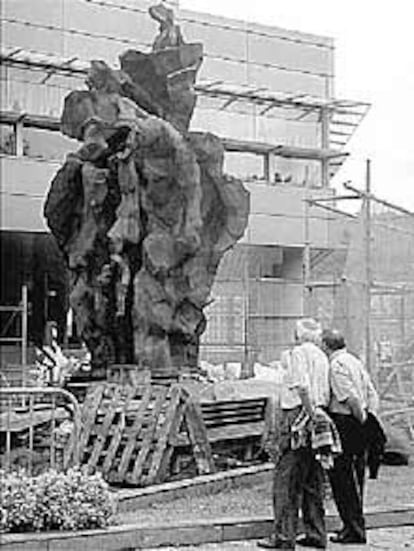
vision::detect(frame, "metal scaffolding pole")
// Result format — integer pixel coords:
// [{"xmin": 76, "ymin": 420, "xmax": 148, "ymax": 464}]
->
[
  {"xmin": 21, "ymin": 284, "xmax": 28, "ymax": 365},
  {"xmin": 303, "ymin": 185, "xmax": 312, "ymax": 315},
  {"xmin": 321, "ymin": 107, "xmax": 330, "ymax": 187},
  {"xmin": 364, "ymin": 159, "xmax": 373, "ymax": 377}
]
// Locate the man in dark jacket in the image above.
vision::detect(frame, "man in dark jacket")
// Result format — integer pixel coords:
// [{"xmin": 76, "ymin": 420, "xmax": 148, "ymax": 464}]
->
[{"xmin": 322, "ymin": 330, "xmax": 380, "ymax": 545}]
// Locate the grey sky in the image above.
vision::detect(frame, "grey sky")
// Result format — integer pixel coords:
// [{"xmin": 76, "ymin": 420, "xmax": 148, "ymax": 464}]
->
[{"xmin": 181, "ymin": 0, "xmax": 414, "ymax": 210}]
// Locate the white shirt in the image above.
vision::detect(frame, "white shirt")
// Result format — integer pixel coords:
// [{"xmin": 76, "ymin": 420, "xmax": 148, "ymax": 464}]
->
[
  {"xmin": 329, "ymin": 348, "xmax": 379, "ymax": 415},
  {"xmin": 280, "ymin": 342, "xmax": 330, "ymax": 410}
]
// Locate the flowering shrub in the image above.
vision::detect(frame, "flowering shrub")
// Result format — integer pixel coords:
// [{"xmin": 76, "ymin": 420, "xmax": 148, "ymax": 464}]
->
[{"xmin": 0, "ymin": 467, "xmax": 116, "ymax": 533}]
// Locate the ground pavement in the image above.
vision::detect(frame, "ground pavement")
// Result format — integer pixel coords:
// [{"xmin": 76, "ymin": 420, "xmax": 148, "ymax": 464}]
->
[{"xmin": 143, "ymin": 526, "xmax": 414, "ymax": 550}]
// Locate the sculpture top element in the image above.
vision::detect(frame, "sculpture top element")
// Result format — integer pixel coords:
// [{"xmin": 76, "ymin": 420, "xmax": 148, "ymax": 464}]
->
[
  {"xmin": 149, "ymin": 3, "xmax": 184, "ymax": 51},
  {"xmin": 44, "ymin": 4, "xmax": 249, "ymax": 376}
]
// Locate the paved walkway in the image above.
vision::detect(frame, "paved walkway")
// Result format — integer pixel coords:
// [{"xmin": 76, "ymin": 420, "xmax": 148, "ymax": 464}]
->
[{"xmin": 144, "ymin": 526, "xmax": 414, "ymax": 550}]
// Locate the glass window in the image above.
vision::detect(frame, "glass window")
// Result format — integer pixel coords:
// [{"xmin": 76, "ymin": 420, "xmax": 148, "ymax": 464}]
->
[
  {"xmin": 64, "ymin": 35, "xmax": 126, "ymax": 67},
  {"xmin": 64, "ymin": 1, "xmax": 155, "ymax": 48},
  {"xmin": 191, "ymin": 108, "xmax": 255, "ymax": 141},
  {"xmin": 0, "ymin": 123, "xmax": 17, "ymax": 155},
  {"xmin": 2, "ymin": 19, "xmax": 65, "ymax": 57},
  {"xmin": 4, "ymin": 68, "xmax": 71, "ymax": 117},
  {"xmin": 248, "ymin": 64, "xmax": 328, "ymax": 97},
  {"xmin": 248, "ymin": 33, "xmax": 333, "ymax": 76},
  {"xmin": 202, "ymin": 295, "xmax": 244, "ymax": 345},
  {"xmin": 224, "ymin": 151, "xmax": 265, "ymax": 181},
  {"xmin": 271, "ymin": 157, "xmax": 322, "ymax": 188},
  {"xmin": 3, "ymin": 0, "xmax": 64, "ymax": 27},
  {"xmin": 256, "ymin": 116, "xmax": 320, "ymax": 148},
  {"xmin": 182, "ymin": 21, "xmax": 247, "ymax": 61},
  {"xmin": 199, "ymin": 57, "xmax": 248, "ymax": 85},
  {"xmin": 247, "ymin": 246, "xmax": 284, "ymax": 279}
]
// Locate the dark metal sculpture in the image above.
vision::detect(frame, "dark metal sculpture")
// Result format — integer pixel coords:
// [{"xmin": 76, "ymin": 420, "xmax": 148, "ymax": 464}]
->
[{"xmin": 44, "ymin": 4, "xmax": 249, "ymax": 375}]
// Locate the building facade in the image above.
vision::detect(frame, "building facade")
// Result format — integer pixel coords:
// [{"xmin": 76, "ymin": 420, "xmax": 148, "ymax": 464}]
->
[{"xmin": 0, "ymin": 0, "xmax": 369, "ymax": 362}]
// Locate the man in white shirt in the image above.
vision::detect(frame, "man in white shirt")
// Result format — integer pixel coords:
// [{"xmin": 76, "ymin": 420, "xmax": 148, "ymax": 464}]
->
[
  {"xmin": 322, "ymin": 329, "xmax": 379, "ymax": 545},
  {"xmin": 258, "ymin": 319, "xmax": 330, "ymax": 550}
]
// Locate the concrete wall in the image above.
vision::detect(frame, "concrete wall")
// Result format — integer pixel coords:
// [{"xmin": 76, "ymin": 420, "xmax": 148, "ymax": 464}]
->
[
  {"xmin": 0, "ymin": 156, "xmax": 59, "ymax": 232},
  {"xmin": 2, "ymin": 0, "xmax": 334, "ymax": 95},
  {"xmin": 243, "ymin": 182, "xmax": 349, "ymax": 248},
  {"xmin": 0, "ymin": 0, "xmax": 337, "ymax": 222},
  {"xmin": 1, "ymin": 0, "xmax": 333, "ymax": 156},
  {"xmin": 0, "ymin": 156, "xmax": 349, "ymax": 249},
  {"xmin": 0, "ymin": 2, "xmax": 343, "ymax": 359}
]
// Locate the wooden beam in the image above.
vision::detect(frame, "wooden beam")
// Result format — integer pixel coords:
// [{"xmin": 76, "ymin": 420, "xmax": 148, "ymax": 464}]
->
[
  {"xmin": 344, "ymin": 183, "xmax": 414, "ymax": 217},
  {"xmin": 0, "ymin": 109, "xmax": 349, "ymax": 162}
]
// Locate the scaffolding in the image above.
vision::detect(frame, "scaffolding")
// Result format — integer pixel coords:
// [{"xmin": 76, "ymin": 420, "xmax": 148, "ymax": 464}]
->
[
  {"xmin": 305, "ymin": 161, "xmax": 414, "ymax": 436},
  {"xmin": 0, "ymin": 45, "xmax": 377, "ymax": 375},
  {"xmin": 0, "ymin": 44, "xmax": 370, "ymax": 184},
  {"xmin": 0, "ymin": 285, "xmax": 29, "ymax": 367}
]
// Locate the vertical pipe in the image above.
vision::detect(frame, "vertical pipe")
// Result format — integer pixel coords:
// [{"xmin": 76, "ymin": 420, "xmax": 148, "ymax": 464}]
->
[
  {"xmin": 6, "ymin": 398, "xmax": 11, "ymax": 471},
  {"xmin": 21, "ymin": 284, "xmax": 28, "ymax": 366},
  {"xmin": 400, "ymin": 290, "xmax": 406, "ymax": 360},
  {"xmin": 321, "ymin": 107, "xmax": 330, "ymax": 188},
  {"xmin": 28, "ymin": 395, "xmax": 34, "ymax": 476},
  {"xmin": 50, "ymin": 393, "xmax": 56, "ymax": 469},
  {"xmin": 365, "ymin": 159, "xmax": 372, "ymax": 377},
  {"xmin": 14, "ymin": 119, "xmax": 24, "ymax": 156},
  {"xmin": 264, "ymin": 153, "xmax": 270, "ymax": 183},
  {"xmin": 44, "ymin": 272, "xmax": 49, "ymax": 324},
  {"xmin": 303, "ymin": 193, "xmax": 311, "ymax": 316},
  {"xmin": 242, "ymin": 246, "xmax": 251, "ymax": 378}
]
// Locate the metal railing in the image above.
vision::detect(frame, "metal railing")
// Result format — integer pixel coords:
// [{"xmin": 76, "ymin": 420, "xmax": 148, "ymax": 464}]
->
[
  {"xmin": 0, "ymin": 387, "xmax": 81, "ymax": 474},
  {"xmin": 0, "ymin": 285, "xmax": 28, "ymax": 365}
]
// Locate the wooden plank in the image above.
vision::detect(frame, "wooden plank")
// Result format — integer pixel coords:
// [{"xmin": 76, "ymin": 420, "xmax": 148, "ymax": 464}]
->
[
  {"xmin": 202, "ymin": 405, "xmax": 265, "ymax": 415},
  {"xmin": 116, "ymin": 386, "xmax": 153, "ymax": 480},
  {"xmin": 151, "ymin": 368, "xmax": 179, "ymax": 377},
  {"xmin": 203, "ymin": 409, "xmax": 264, "ymax": 420},
  {"xmin": 185, "ymin": 398, "xmax": 215, "ymax": 475},
  {"xmin": 128, "ymin": 386, "xmax": 169, "ymax": 485},
  {"xmin": 205, "ymin": 421, "xmax": 264, "ymax": 444},
  {"xmin": 201, "ymin": 411, "xmax": 265, "ymax": 422},
  {"xmin": 87, "ymin": 386, "xmax": 124, "ymax": 470},
  {"xmin": 102, "ymin": 385, "xmax": 135, "ymax": 475},
  {"xmin": 145, "ymin": 385, "xmax": 182, "ymax": 485},
  {"xmin": 201, "ymin": 399, "xmax": 266, "ymax": 411},
  {"xmin": 172, "ymin": 421, "xmax": 265, "ymax": 447},
  {"xmin": 203, "ymin": 413, "xmax": 264, "ymax": 427},
  {"xmin": 78, "ymin": 384, "xmax": 105, "ymax": 462},
  {"xmin": 159, "ymin": 398, "xmax": 187, "ymax": 481}
]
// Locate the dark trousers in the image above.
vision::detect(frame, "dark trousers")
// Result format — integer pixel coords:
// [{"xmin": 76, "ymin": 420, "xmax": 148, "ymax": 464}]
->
[
  {"xmin": 329, "ymin": 413, "xmax": 366, "ymax": 540},
  {"xmin": 272, "ymin": 407, "xmax": 326, "ymax": 549}
]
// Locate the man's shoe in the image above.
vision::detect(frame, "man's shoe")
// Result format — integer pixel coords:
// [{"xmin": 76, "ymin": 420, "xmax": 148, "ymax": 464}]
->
[
  {"xmin": 257, "ymin": 537, "xmax": 294, "ymax": 549},
  {"xmin": 330, "ymin": 532, "xmax": 366, "ymax": 544},
  {"xmin": 296, "ymin": 535, "xmax": 326, "ymax": 548}
]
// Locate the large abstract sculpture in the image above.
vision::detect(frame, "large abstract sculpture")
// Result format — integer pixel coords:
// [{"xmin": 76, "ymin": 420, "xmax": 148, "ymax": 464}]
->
[{"xmin": 44, "ymin": 3, "xmax": 249, "ymax": 375}]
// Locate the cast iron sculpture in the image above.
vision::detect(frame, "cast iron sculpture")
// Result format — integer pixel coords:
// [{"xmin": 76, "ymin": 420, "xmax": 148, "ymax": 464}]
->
[{"xmin": 44, "ymin": 3, "xmax": 249, "ymax": 375}]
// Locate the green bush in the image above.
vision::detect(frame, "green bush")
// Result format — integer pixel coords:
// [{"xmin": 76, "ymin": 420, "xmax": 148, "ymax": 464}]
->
[{"xmin": 0, "ymin": 467, "xmax": 116, "ymax": 533}]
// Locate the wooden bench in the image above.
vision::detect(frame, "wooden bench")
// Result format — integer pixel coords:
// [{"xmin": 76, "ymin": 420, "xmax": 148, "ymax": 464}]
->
[{"xmin": 171, "ymin": 397, "xmax": 268, "ymax": 446}]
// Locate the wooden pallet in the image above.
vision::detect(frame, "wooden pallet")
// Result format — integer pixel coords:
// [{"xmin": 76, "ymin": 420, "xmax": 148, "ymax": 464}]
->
[{"xmin": 78, "ymin": 382, "xmax": 215, "ymax": 486}]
